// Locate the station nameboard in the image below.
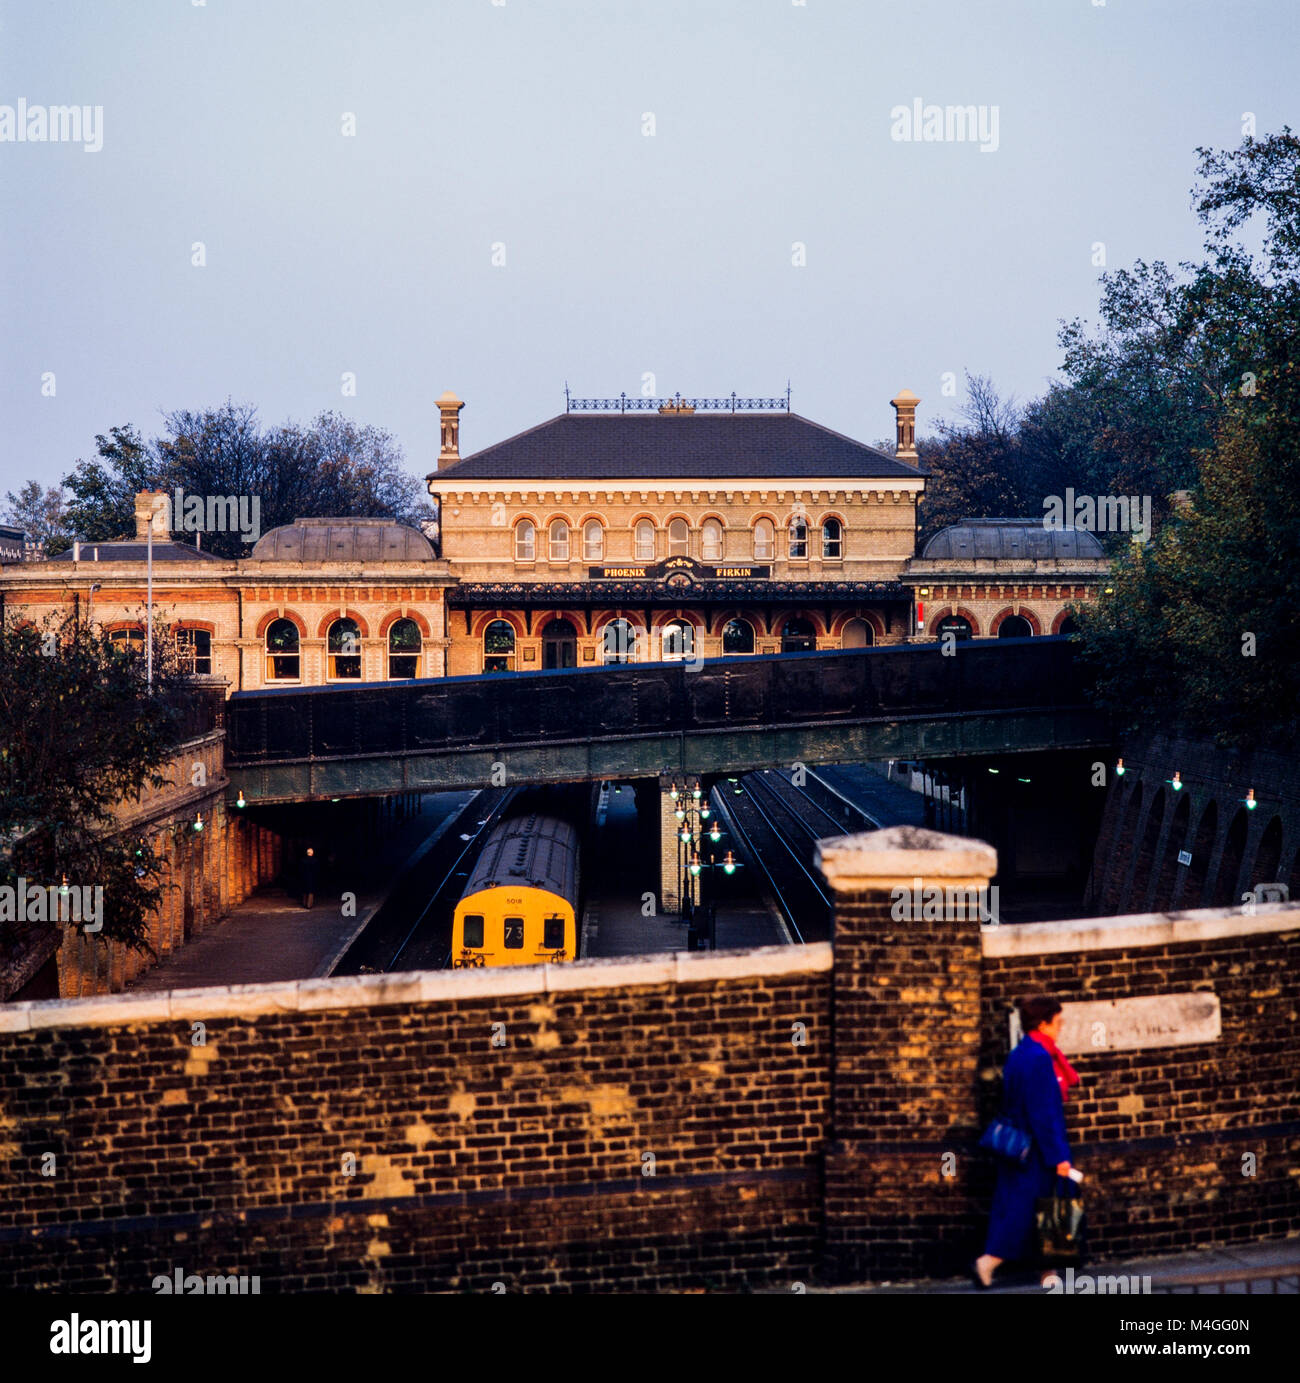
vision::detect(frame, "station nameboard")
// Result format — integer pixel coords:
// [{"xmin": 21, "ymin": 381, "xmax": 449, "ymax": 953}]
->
[{"xmin": 588, "ymin": 556, "xmax": 771, "ymax": 581}]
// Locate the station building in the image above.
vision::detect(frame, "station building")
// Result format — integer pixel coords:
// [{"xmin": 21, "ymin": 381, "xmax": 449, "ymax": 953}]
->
[
  {"xmin": 427, "ymin": 389, "xmax": 927, "ymax": 675},
  {"xmin": 0, "ymin": 493, "xmax": 455, "ymax": 690}
]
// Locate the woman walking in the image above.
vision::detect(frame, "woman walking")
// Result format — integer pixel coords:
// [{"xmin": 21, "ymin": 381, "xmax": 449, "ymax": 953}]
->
[{"xmin": 975, "ymin": 994, "xmax": 1081, "ymax": 1288}]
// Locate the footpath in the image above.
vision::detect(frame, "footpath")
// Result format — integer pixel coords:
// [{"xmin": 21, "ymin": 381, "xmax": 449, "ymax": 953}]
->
[
  {"xmin": 126, "ymin": 791, "xmax": 476, "ymax": 991},
  {"xmin": 815, "ymin": 1237, "xmax": 1300, "ymax": 1294}
]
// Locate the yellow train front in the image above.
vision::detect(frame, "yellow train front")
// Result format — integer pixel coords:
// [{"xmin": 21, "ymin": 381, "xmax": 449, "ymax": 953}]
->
[{"xmin": 451, "ymin": 812, "xmax": 581, "ymax": 967}]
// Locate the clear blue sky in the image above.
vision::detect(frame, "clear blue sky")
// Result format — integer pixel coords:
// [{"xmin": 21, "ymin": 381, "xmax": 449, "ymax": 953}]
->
[{"xmin": 2, "ymin": 0, "xmax": 1296, "ymax": 496}]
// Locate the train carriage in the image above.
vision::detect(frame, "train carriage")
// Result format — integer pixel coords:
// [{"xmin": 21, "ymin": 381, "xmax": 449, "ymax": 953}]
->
[{"xmin": 451, "ymin": 812, "xmax": 581, "ymax": 967}]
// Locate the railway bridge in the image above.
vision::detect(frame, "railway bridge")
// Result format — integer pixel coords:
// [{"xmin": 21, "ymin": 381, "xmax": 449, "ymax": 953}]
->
[{"xmin": 224, "ymin": 636, "xmax": 1112, "ymax": 805}]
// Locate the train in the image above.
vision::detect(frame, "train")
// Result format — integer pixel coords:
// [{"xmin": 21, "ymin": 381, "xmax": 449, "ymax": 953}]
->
[{"xmin": 450, "ymin": 808, "xmax": 582, "ymax": 967}]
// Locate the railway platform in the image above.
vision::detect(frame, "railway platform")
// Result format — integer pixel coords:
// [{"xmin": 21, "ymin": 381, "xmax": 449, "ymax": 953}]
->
[{"xmin": 125, "ymin": 791, "xmax": 477, "ymax": 992}]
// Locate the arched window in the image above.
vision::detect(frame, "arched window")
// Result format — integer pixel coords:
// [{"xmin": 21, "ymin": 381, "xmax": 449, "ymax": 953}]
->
[
  {"xmin": 753, "ymin": 518, "xmax": 775, "ymax": 561},
  {"xmin": 661, "ymin": 618, "xmax": 696, "ymax": 661},
  {"xmin": 822, "ymin": 517, "xmax": 843, "ymax": 560},
  {"xmin": 935, "ymin": 614, "xmax": 973, "ymax": 642},
  {"xmin": 327, "ymin": 617, "xmax": 362, "ymax": 679},
  {"xmin": 701, "ymin": 518, "xmax": 724, "ymax": 562},
  {"xmin": 109, "ymin": 627, "xmax": 144, "ymax": 658},
  {"xmin": 788, "ymin": 515, "xmax": 808, "ymax": 560},
  {"xmin": 998, "ymin": 614, "xmax": 1033, "ymax": 639},
  {"xmin": 722, "ymin": 618, "xmax": 754, "ymax": 655},
  {"xmin": 265, "ymin": 619, "xmax": 300, "ymax": 681},
  {"xmin": 667, "ymin": 518, "xmax": 690, "ymax": 558},
  {"xmin": 602, "ymin": 618, "xmax": 637, "ymax": 664},
  {"xmin": 781, "ymin": 617, "xmax": 816, "ymax": 652},
  {"xmin": 841, "ymin": 618, "xmax": 872, "ymax": 648},
  {"xmin": 1057, "ymin": 615, "xmax": 1080, "ymax": 637},
  {"xmin": 387, "ymin": 618, "xmax": 421, "ymax": 679},
  {"xmin": 634, "ymin": 519, "xmax": 656, "ymax": 562},
  {"xmin": 583, "ymin": 519, "xmax": 604, "ymax": 562},
  {"xmin": 548, "ymin": 519, "xmax": 570, "ymax": 562},
  {"xmin": 542, "ymin": 617, "xmax": 577, "ymax": 669},
  {"xmin": 514, "ymin": 520, "xmax": 536, "ymax": 562},
  {"xmin": 175, "ymin": 628, "xmax": 212, "ymax": 675},
  {"xmin": 483, "ymin": 619, "xmax": 515, "ymax": 672}
]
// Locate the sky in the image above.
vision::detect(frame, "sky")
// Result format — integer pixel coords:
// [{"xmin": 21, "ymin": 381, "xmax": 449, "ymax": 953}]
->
[{"xmin": 2, "ymin": 0, "xmax": 1297, "ymax": 499}]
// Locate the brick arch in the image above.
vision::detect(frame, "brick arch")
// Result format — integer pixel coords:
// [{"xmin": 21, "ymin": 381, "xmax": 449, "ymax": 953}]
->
[
  {"xmin": 102, "ymin": 619, "xmax": 145, "ymax": 635},
  {"xmin": 1050, "ymin": 608, "xmax": 1081, "ymax": 635},
  {"xmin": 816, "ymin": 509, "xmax": 848, "ymax": 530},
  {"xmin": 989, "ymin": 606, "xmax": 1042, "ymax": 636},
  {"xmin": 172, "ymin": 618, "xmax": 216, "ymax": 634},
  {"xmin": 542, "ymin": 511, "xmax": 576, "ymax": 530},
  {"xmin": 254, "ymin": 609, "xmax": 307, "ymax": 640},
  {"xmin": 925, "ymin": 606, "xmax": 982, "ymax": 637},
  {"xmin": 316, "ymin": 609, "xmax": 371, "ymax": 639},
  {"xmin": 829, "ymin": 610, "xmax": 885, "ymax": 640},
  {"xmin": 592, "ymin": 610, "xmax": 647, "ymax": 634},
  {"xmin": 775, "ymin": 608, "xmax": 829, "ymax": 638},
  {"xmin": 650, "ymin": 610, "xmax": 703, "ymax": 631},
  {"xmin": 707, "ymin": 608, "xmax": 757, "ymax": 637},
  {"xmin": 470, "ymin": 610, "xmax": 526, "ymax": 639},
  {"xmin": 378, "ymin": 609, "xmax": 431, "ymax": 639},
  {"xmin": 697, "ymin": 511, "xmax": 729, "ymax": 528}
]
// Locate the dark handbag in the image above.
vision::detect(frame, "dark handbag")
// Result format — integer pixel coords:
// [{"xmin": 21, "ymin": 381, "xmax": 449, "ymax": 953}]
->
[
  {"xmin": 1035, "ymin": 1187, "xmax": 1086, "ymax": 1266},
  {"xmin": 978, "ymin": 1117, "xmax": 1031, "ymax": 1164}
]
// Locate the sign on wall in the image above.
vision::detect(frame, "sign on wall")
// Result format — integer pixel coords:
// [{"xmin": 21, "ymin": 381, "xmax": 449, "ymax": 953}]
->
[{"xmin": 1010, "ymin": 992, "xmax": 1221, "ymax": 1054}]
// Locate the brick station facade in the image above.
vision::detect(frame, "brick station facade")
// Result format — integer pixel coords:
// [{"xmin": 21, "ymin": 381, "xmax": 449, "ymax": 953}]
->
[{"xmin": 1, "ymin": 827, "xmax": 1295, "ymax": 1291}]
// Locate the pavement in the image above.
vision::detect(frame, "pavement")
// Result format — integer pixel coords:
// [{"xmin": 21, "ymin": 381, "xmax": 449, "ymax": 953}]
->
[
  {"xmin": 126, "ymin": 791, "xmax": 476, "ymax": 991},
  {"xmin": 813, "ymin": 1237, "xmax": 1300, "ymax": 1294}
]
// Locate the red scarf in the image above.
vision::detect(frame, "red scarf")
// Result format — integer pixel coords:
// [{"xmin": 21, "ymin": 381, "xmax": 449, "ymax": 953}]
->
[{"xmin": 1030, "ymin": 1029, "xmax": 1080, "ymax": 1101}]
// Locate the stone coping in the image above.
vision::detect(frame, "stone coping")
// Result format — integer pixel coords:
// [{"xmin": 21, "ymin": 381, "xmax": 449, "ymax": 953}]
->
[
  {"xmin": 817, "ymin": 826, "xmax": 997, "ymax": 889},
  {"xmin": 0, "ymin": 943, "xmax": 833, "ymax": 1033},
  {"xmin": 981, "ymin": 902, "xmax": 1300, "ymax": 957}
]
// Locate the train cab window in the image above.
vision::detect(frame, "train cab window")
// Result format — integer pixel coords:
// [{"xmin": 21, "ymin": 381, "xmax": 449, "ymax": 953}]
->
[
  {"xmin": 462, "ymin": 915, "xmax": 484, "ymax": 948},
  {"xmin": 543, "ymin": 917, "xmax": 565, "ymax": 950},
  {"xmin": 503, "ymin": 917, "xmax": 524, "ymax": 949}
]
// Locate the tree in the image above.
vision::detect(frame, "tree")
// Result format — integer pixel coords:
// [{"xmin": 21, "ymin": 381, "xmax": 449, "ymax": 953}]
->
[
  {"xmin": 1077, "ymin": 128, "xmax": 1300, "ymax": 745},
  {"xmin": 1, "ymin": 480, "xmax": 70, "ymax": 555},
  {"xmin": 62, "ymin": 425, "xmax": 161, "ymax": 544},
  {"xmin": 0, "ymin": 613, "xmax": 195, "ymax": 951}
]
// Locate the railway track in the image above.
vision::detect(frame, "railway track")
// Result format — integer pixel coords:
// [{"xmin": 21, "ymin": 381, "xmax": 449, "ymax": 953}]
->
[{"xmin": 332, "ymin": 787, "xmax": 518, "ymax": 975}]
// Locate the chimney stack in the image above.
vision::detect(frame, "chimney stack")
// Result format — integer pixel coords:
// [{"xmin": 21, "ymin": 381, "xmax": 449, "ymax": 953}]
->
[
  {"xmin": 891, "ymin": 390, "xmax": 920, "ymax": 462},
  {"xmin": 436, "ymin": 391, "xmax": 465, "ymax": 468},
  {"xmin": 134, "ymin": 491, "xmax": 170, "ymax": 540}
]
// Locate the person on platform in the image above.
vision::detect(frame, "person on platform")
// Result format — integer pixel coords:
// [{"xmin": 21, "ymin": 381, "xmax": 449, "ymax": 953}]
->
[
  {"xmin": 974, "ymin": 994, "xmax": 1081, "ymax": 1288},
  {"xmin": 300, "ymin": 846, "xmax": 317, "ymax": 910}
]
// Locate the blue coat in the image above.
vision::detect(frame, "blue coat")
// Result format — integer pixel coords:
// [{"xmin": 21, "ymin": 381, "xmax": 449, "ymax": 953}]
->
[{"xmin": 984, "ymin": 1036, "xmax": 1072, "ymax": 1261}]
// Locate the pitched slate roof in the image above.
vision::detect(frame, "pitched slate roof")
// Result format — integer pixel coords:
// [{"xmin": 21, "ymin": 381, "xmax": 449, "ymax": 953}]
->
[
  {"xmin": 49, "ymin": 541, "xmax": 223, "ymax": 563},
  {"xmin": 433, "ymin": 413, "xmax": 924, "ymax": 481}
]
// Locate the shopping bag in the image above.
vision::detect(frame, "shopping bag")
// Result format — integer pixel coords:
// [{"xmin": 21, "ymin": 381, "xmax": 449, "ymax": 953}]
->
[{"xmin": 1035, "ymin": 1189, "xmax": 1086, "ymax": 1266}]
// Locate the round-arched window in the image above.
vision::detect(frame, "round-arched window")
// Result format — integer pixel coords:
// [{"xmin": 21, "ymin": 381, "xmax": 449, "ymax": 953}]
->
[
  {"xmin": 548, "ymin": 519, "xmax": 570, "ymax": 562},
  {"xmin": 822, "ymin": 517, "xmax": 843, "ymax": 560},
  {"xmin": 998, "ymin": 615, "xmax": 1033, "ymax": 639},
  {"xmin": 583, "ymin": 519, "xmax": 604, "ymax": 561},
  {"xmin": 387, "ymin": 618, "xmax": 422, "ymax": 679},
  {"xmin": 328, "ymin": 618, "xmax": 362, "ymax": 679},
  {"xmin": 841, "ymin": 618, "xmax": 872, "ymax": 648},
  {"xmin": 788, "ymin": 515, "xmax": 808, "ymax": 560},
  {"xmin": 634, "ymin": 519, "xmax": 656, "ymax": 561},
  {"xmin": 781, "ymin": 617, "xmax": 815, "ymax": 652},
  {"xmin": 602, "ymin": 618, "xmax": 637, "ymax": 664},
  {"xmin": 936, "ymin": 615, "xmax": 973, "ymax": 642},
  {"xmin": 265, "ymin": 618, "xmax": 300, "ymax": 681},
  {"xmin": 514, "ymin": 519, "xmax": 536, "ymax": 562},
  {"xmin": 753, "ymin": 518, "xmax": 775, "ymax": 561},
  {"xmin": 722, "ymin": 618, "xmax": 755, "ymax": 655},
  {"xmin": 701, "ymin": 519, "xmax": 724, "ymax": 561},
  {"xmin": 667, "ymin": 518, "xmax": 690, "ymax": 558},
  {"xmin": 661, "ymin": 618, "xmax": 696, "ymax": 661},
  {"xmin": 484, "ymin": 619, "xmax": 515, "ymax": 673}
]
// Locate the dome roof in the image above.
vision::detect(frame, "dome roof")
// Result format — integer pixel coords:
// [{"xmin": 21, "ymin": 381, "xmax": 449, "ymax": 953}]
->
[
  {"xmin": 920, "ymin": 518, "xmax": 1105, "ymax": 562},
  {"xmin": 249, "ymin": 518, "xmax": 435, "ymax": 563}
]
